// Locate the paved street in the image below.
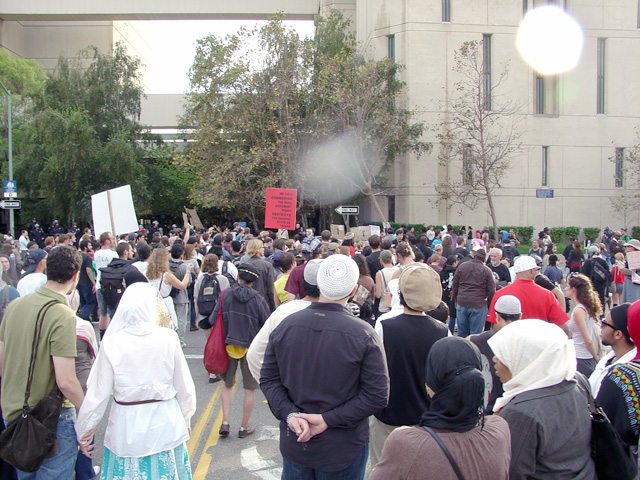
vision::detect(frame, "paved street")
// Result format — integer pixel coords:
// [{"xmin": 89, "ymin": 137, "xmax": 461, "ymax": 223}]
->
[{"xmin": 88, "ymin": 323, "xmax": 376, "ymax": 479}]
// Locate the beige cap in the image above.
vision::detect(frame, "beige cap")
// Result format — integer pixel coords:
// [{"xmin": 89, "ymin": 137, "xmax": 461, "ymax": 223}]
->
[{"xmin": 399, "ymin": 265, "xmax": 442, "ymax": 312}]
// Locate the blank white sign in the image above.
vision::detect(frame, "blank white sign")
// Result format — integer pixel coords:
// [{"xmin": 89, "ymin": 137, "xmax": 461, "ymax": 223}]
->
[{"xmin": 91, "ymin": 185, "xmax": 138, "ymax": 237}]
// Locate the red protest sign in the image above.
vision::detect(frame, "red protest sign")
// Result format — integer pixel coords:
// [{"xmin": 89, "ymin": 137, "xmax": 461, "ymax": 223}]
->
[{"xmin": 264, "ymin": 188, "xmax": 297, "ymax": 230}]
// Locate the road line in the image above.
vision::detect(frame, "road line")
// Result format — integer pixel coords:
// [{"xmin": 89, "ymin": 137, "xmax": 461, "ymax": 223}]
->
[
  {"xmin": 192, "ymin": 384, "xmax": 236, "ymax": 480},
  {"xmin": 184, "ymin": 354, "xmax": 205, "ymax": 359},
  {"xmin": 187, "ymin": 382, "xmax": 222, "ymax": 456},
  {"xmin": 241, "ymin": 445, "xmax": 277, "ymax": 471}
]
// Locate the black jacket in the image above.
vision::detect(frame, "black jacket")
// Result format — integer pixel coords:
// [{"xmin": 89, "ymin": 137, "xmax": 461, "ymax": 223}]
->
[{"xmin": 209, "ymin": 283, "xmax": 270, "ymax": 348}]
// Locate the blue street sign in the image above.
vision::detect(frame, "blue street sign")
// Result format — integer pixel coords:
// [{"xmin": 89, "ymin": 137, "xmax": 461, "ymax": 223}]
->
[
  {"xmin": 536, "ymin": 189, "xmax": 554, "ymax": 198},
  {"xmin": 3, "ymin": 180, "xmax": 16, "ymax": 198}
]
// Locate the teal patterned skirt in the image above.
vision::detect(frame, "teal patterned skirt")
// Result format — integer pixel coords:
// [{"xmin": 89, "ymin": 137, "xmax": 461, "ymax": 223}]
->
[{"xmin": 101, "ymin": 442, "xmax": 192, "ymax": 480}]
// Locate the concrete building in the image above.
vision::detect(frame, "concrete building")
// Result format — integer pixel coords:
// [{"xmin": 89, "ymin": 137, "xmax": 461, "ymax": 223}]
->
[
  {"xmin": 2, "ymin": 0, "xmax": 639, "ymax": 231},
  {"xmin": 331, "ymin": 0, "xmax": 640, "ymax": 231}
]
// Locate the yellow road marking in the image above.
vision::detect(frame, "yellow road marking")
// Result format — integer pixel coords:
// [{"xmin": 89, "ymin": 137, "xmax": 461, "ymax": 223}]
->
[
  {"xmin": 192, "ymin": 384, "xmax": 236, "ymax": 480},
  {"xmin": 187, "ymin": 382, "xmax": 222, "ymax": 456}
]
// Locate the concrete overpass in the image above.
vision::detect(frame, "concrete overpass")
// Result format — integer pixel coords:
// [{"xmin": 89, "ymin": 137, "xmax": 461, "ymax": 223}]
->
[{"xmin": 0, "ymin": 0, "xmax": 319, "ymax": 21}]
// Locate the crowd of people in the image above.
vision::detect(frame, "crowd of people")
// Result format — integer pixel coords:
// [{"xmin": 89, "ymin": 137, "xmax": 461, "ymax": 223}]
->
[{"xmin": 0, "ymin": 219, "xmax": 639, "ymax": 479}]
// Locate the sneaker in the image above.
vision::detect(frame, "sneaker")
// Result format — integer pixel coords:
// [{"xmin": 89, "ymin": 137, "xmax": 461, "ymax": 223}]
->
[
  {"xmin": 190, "ymin": 325, "xmax": 199, "ymax": 331},
  {"xmin": 92, "ymin": 465, "xmax": 101, "ymax": 478},
  {"xmin": 180, "ymin": 341, "xmax": 187, "ymax": 348},
  {"xmin": 219, "ymin": 422, "xmax": 230, "ymax": 437},
  {"xmin": 238, "ymin": 426, "xmax": 255, "ymax": 438}
]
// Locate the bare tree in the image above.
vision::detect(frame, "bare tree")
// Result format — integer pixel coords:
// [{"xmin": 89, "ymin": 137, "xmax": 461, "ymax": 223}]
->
[
  {"xmin": 436, "ymin": 40, "xmax": 522, "ymax": 236},
  {"xmin": 610, "ymin": 132, "xmax": 640, "ymax": 228}
]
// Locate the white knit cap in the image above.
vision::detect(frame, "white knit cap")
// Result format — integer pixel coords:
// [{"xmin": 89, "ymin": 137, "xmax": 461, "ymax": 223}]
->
[{"xmin": 317, "ymin": 254, "xmax": 359, "ymax": 300}]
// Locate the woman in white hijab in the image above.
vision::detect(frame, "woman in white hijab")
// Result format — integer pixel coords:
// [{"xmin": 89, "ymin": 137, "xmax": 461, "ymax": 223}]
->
[
  {"xmin": 488, "ymin": 320, "xmax": 596, "ymax": 480},
  {"xmin": 75, "ymin": 283, "xmax": 196, "ymax": 480}
]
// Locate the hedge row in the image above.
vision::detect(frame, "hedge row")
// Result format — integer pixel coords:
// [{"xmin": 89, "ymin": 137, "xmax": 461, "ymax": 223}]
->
[{"xmin": 359, "ymin": 223, "xmax": 640, "ymax": 244}]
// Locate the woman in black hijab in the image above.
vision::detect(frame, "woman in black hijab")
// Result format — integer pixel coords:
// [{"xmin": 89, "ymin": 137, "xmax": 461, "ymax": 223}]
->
[{"xmin": 370, "ymin": 337, "xmax": 511, "ymax": 480}]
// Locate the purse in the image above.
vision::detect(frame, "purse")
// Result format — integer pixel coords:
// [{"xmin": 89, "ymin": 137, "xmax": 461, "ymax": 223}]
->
[
  {"xmin": 0, "ymin": 300, "xmax": 63, "ymax": 473},
  {"xmin": 575, "ymin": 373, "xmax": 636, "ymax": 480},
  {"xmin": 422, "ymin": 426, "xmax": 465, "ymax": 480},
  {"xmin": 203, "ymin": 290, "xmax": 229, "ymax": 374}
]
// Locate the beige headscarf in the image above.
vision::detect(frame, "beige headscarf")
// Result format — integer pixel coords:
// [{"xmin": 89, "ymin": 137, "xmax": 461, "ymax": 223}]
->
[{"xmin": 488, "ymin": 319, "xmax": 576, "ymax": 412}]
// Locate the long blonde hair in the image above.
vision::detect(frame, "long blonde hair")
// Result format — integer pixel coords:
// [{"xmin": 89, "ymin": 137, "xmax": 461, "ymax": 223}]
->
[{"xmin": 146, "ymin": 248, "xmax": 170, "ymax": 280}]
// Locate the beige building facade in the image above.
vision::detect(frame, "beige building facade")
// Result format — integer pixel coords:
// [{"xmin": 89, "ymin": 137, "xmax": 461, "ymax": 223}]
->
[{"xmin": 331, "ymin": 0, "xmax": 640, "ymax": 231}]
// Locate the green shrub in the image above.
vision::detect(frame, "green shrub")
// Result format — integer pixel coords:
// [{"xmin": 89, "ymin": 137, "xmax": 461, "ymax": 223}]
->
[
  {"xmin": 550, "ymin": 227, "xmax": 566, "ymax": 244},
  {"xmin": 583, "ymin": 227, "xmax": 601, "ymax": 243},
  {"xmin": 633, "ymin": 226, "xmax": 640, "ymax": 239},
  {"xmin": 517, "ymin": 226, "xmax": 534, "ymax": 244},
  {"xmin": 564, "ymin": 226, "xmax": 580, "ymax": 241}
]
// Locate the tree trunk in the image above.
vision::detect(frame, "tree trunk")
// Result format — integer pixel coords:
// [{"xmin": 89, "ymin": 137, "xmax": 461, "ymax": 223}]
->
[
  {"xmin": 486, "ymin": 189, "xmax": 499, "ymax": 243},
  {"xmin": 366, "ymin": 190, "xmax": 387, "ymax": 225}
]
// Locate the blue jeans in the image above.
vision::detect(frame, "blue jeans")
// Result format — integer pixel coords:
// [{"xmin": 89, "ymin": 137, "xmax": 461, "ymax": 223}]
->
[
  {"xmin": 76, "ymin": 284, "xmax": 96, "ymax": 321},
  {"xmin": 13, "ymin": 407, "xmax": 78, "ymax": 480},
  {"xmin": 456, "ymin": 305, "xmax": 488, "ymax": 337},
  {"xmin": 282, "ymin": 443, "xmax": 368, "ymax": 480}
]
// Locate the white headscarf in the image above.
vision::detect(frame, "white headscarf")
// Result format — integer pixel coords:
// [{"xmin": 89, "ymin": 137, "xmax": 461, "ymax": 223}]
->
[
  {"xmin": 103, "ymin": 282, "xmax": 158, "ymax": 339},
  {"xmin": 488, "ymin": 319, "xmax": 576, "ymax": 412},
  {"xmin": 67, "ymin": 289, "xmax": 99, "ymax": 357}
]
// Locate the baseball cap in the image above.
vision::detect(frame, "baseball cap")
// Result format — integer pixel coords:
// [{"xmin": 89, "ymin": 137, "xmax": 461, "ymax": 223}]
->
[
  {"xmin": 303, "ymin": 259, "xmax": 323, "ymax": 285},
  {"xmin": 316, "ymin": 255, "xmax": 359, "ymax": 300},
  {"xmin": 495, "ymin": 295, "xmax": 522, "ymax": 316},
  {"xmin": 514, "ymin": 255, "xmax": 540, "ymax": 273},
  {"xmin": 472, "ymin": 246, "xmax": 486, "ymax": 259},
  {"xmin": 301, "ymin": 236, "xmax": 322, "ymax": 254},
  {"xmin": 399, "ymin": 265, "xmax": 442, "ymax": 312},
  {"xmin": 24, "ymin": 249, "xmax": 47, "ymax": 274}
]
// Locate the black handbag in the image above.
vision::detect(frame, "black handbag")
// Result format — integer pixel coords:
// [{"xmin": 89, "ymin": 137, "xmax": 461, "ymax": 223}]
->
[
  {"xmin": 575, "ymin": 373, "xmax": 636, "ymax": 480},
  {"xmin": 0, "ymin": 300, "xmax": 63, "ymax": 473}
]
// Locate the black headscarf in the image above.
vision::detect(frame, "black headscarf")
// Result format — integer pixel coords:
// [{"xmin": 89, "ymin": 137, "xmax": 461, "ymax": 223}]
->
[
  {"xmin": 420, "ymin": 337, "xmax": 485, "ymax": 433},
  {"xmin": 124, "ymin": 269, "xmax": 148, "ymax": 288}
]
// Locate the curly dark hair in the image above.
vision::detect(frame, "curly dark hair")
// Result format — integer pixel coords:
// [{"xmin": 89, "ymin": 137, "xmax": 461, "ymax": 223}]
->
[
  {"xmin": 351, "ymin": 254, "xmax": 370, "ymax": 277},
  {"xmin": 568, "ymin": 273, "xmax": 603, "ymax": 319},
  {"xmin": 46, "ymin": 246, "xmax": 81, "ymax": 283}
]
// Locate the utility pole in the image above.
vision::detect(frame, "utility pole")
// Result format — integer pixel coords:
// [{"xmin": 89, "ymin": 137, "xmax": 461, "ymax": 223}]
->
[{"xmin": 0, "ymin": 80, "xmax": 13, "ymax": 238}]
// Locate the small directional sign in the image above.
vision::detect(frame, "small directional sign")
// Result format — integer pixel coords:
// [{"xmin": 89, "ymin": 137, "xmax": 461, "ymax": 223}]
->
[
  {"xmin": 335, "ymin": 205, "xmax": 359, "ymax": 215},
  {"xmin": 0, "ymin": 200, "xmax": 21, "ymax": 209},
  {"xmin": 3, "ymin": 181, "xmax": 17, "ymax": 198}
]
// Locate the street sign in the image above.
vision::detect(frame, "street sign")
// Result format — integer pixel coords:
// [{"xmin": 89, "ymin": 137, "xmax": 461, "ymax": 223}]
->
[
  {"xmin": 536, "ymin": 189, "xmax": 554, "ymax": 198},
  {"xmin": 335, "ymin": 205, "xmax": 359, "ymax": 215},
  {"xmin": 0, "ymin": 200, "xmax": 21, "ymax": 209},
  {"xmin": 3, "ymin": 180, "xmax": 16, "ymax": 198}
]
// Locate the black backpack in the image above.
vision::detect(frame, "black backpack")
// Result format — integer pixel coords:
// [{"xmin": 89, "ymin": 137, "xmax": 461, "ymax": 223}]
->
[
  {"xmin": 197, "ymin": 274, "xmax": 221, "ymax": 316},
  {"xmin": 590, "ymin": 259, "xmax": 608, "ymax": 285},
  {"xmin": 221, "ymin": 261, "xmax": 236, "ymax": 285},
  {"xmin": 99, "ymin": 261, "xmax": 130, "ymax": 309},
  {"xmin": 168, "ymin": 259, "xmax": 183, "ymax": 298}
]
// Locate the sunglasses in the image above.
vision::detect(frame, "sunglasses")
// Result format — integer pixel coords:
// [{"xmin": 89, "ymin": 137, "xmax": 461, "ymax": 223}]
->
[{"xmin": 602, "ymin": 321, "xmax": 618, "ymax": 331}]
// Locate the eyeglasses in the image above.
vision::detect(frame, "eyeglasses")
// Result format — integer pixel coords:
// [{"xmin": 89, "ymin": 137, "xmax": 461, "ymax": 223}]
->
[{"xmin": 602, "ymin": 321, "xmax": 618, "ymax": 331}]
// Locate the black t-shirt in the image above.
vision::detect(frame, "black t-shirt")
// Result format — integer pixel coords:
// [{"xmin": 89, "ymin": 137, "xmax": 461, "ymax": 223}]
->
[
  {"xmin": 469, "ymin": 330, "xmax": 502, "ymax": 414},
  {"xmin": 454, "ymin": 247, "xmax": 469, "ymax": 258},
  {"xmin": 367, "ymin": 251, "xmax": 382, "ymax": 281},
  {"xmin": 487, "ymin": 263, "xmax": 511, "ymax": 288},
  {"xmin": 78, "ymin": 253, "xmax": 93, "ymax": 286}
]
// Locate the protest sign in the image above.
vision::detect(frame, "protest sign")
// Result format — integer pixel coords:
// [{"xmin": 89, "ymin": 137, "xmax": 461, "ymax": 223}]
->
[
  {"xmin": 331, "ymin": 224, "xmax": 345, "ymax": 240},
  {"xmin": 91, "ymin": 185, "xmax": 138, "ymax": 236},
  {"xmin": 264, "ymin": 188, "xmax": 297, "ymax": 230},
  {"xmin": 184, "ymin": 208, "xmax": 204, "ymax": 230},
  {"xmin": 628, "ymin": 251, "xmax": 640, "ymax": 270}
]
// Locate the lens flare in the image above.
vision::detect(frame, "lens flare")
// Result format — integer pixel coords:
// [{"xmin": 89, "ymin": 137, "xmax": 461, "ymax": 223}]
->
[{"xmin": 516, "ymin": 6, "xmax": 583, "ymax": 75}]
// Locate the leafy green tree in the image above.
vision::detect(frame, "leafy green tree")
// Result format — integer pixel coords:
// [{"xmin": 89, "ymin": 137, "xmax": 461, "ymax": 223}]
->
[{"xmin": 13, "ymin": 43, "xmax": 184, "ymax": 226}]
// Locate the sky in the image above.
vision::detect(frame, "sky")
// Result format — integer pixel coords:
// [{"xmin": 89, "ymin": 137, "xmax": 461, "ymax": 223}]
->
[{"xmin": 148, "ymin": 20, "xmax": 316, "ymax": 94}]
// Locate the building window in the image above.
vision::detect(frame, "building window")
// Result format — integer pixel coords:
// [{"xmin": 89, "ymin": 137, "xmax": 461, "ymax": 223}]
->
[
  {"xmin": 482, "ymin": 35, "xmax": 492, "ymax": 111},
  {"xmin": 542, "ymin": 146, "xmax": 549, "ymax": 186},
  {"xmin": 536, "ymin": 74, "xmax": 544, "ymax": 114},
  {"xmin": 615, "ymin": 148, "xmax": 624, "ymax": 187},
  {"xmin": 463, "ymin": 144, "xmax": 473, "ymax": 185},
  {"xmin": 638, "ymin": 0, "xmax": 640, "ymax": 28},
  {"xmin": 387, "ymin": 35, "xmax": 395, "ymax": 61},
  {"xmin": 523, "ymin": 0, "xmax": 528, "ymax": 15},
  {"xmin": 442, "ymin": 0, "xmax": 451, "ymax": 22},
  {"xmin": 388, "ymin": 195, "xmax": 396, "ymax": 223},
  {"xmin": 597, "ymin": 38, "xmax": 605, "ymax": 114}
]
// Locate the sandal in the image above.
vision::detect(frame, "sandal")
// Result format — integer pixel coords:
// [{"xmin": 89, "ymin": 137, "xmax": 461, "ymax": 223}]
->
[{"xmin": 219, "ymin": 422, "xmax": 230, "ymax": 437}]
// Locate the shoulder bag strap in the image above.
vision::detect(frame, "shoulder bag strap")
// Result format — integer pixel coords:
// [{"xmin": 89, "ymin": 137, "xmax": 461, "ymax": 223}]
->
[
  {"xmin": 23, "ymin": 300, "xmax": 60, "ymax": 412},
  {"xmin": 422, "ymin": 426, "xmax": 465, "ymax": 480}
]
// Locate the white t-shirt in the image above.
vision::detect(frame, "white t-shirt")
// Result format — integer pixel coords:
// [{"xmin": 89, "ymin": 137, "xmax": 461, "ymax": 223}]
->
[
  {"xmin": 17, "ymin": 272, "xmax": 47, "ymax": 296},
  {"xmin": 132, "ymin": 261, "xmax": 148, "ymax": 275},
  {"xmin": 18, "ymin": 235, "xmax": 29, "ymax": 252},
  {"xmin": 93, "ymin": 248, "xmax": 118, "ymax": 289}
]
